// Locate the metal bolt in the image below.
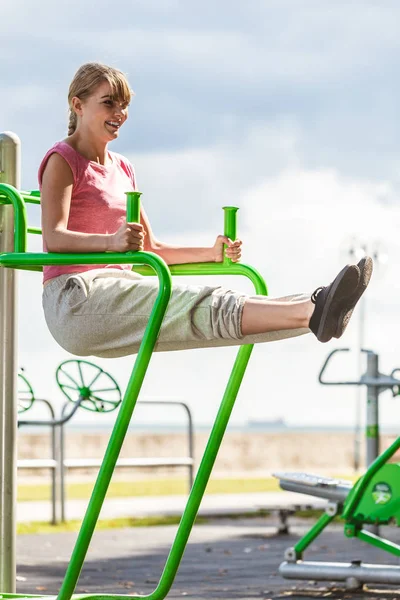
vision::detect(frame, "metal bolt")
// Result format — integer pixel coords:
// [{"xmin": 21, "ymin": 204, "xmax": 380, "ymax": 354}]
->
[{"xmin": 284, "ymin": 547, "xmax": 297, "ymax": 562}]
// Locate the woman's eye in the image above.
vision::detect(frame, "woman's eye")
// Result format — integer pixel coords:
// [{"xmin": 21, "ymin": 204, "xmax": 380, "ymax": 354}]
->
[{"xmin": 103, "ymin": 99, "xmax": 129, "ymax": 110}]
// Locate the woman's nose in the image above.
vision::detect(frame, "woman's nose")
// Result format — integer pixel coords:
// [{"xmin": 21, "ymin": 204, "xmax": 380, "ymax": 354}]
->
[{"xmin": 113, "ymin": 105, "xmax": 125, "ymax": 118}]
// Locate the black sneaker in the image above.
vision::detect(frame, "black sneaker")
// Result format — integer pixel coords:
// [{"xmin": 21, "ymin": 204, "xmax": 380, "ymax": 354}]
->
[
  {"xmin": 332, "ymin": 256, "xmax": 373, "ymax": 339},
  {"xmin": 357, "ymin": 255, "xmax": 373, "ymax": 292},
  {"xmin": 309, "ymin": 264, "xmax": 362, "ymax": 343}
]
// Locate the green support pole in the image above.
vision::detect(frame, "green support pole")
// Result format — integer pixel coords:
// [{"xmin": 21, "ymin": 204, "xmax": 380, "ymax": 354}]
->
[
  {"xmin": 0, "ymin": 185, "xmax": 268, "ymax": 600},
  {"xmin": 293, "ymin": 512, "xmax": 336, "ymax": 558}
]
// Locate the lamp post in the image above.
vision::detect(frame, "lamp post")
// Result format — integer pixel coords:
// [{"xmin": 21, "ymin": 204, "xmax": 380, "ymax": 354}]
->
[{"xmin": 346, "ymin": 239, "xmax": 388, "ymax": 471}]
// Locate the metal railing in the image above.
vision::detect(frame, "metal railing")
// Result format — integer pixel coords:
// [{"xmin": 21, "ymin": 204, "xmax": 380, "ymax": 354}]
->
[
  {"xmin": 17, "ymin": 398, "xmax": 194, "ymax": 524},
  {"xmin": 18, "ymin": 397, "xmax": 59, "ymax": 524},
  {"xmin": 59, "ymin": 399, "xmax": 194, "ymax": 522}
]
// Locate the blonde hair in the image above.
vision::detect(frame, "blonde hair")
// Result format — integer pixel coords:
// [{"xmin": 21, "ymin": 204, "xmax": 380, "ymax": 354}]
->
[{"xmin": 67, "ymin": 62, "xmax": 133, "ymax": 135}]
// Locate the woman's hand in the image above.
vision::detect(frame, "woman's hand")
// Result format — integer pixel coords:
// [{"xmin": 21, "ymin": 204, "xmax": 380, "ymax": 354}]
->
[
  {"xmin": 108, "ymin": 222, "xmax": 146, "ymax": 252},
  {"xmin": 212, "ymin": 235, "xmax": 242, "ymax": 263}
]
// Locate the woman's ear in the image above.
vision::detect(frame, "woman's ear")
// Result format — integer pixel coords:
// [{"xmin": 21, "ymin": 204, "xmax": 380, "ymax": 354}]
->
[{"xmin": 71, "ymin": 96, "xmax": 83, "ymax": 116}]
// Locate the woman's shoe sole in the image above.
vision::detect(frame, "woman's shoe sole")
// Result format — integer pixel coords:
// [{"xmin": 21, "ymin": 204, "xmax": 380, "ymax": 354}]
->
[
  {"xmin": 334, "ymin": 256, "xmax": 373, "ymax": 338},
  {"xmin": 316, "ymin": 264, "xmax": 360, "ymax": 343}
]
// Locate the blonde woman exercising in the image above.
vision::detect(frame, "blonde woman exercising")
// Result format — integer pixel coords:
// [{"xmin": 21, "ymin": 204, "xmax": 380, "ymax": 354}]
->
[{"xmin": 39, "ymin": 62, "xmax": 373, "ymax": 358}]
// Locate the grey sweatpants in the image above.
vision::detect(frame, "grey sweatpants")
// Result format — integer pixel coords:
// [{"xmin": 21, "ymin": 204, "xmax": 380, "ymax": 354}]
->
[{"xmin": 42, "ymin": 268, "xmax": 310, "ymax": 358}]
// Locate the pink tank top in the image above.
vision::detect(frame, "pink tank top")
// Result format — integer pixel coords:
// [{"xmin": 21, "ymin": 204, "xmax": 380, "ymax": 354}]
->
[{"xmin": 38, "ymin": 141, "xmax": 137, "ymax": 283}]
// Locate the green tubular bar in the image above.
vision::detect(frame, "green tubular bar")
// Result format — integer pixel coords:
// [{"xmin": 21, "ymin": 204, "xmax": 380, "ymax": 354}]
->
[
  {"xmin": 356, "ymin": 529, "xmax": 400, "ymax": 557},
  {"xmin": 0, "ymin": 190, "xmax": 41, "ymax": 205},
  {"xmin": 0, "ymin": 184, "xmax": 28, "ymax": 252},
  {"xmin": 288, "ymin": 436, "xmax": 400, "ymax": 564},
  {"xmin": 126, "ymin": 190, "xmax": 142, "ymax": 223},
  {"xmin": 342, "ymin": 436, "xmax": 400, "ymax": 520},
  {"xmin": 292, "ymin": 512, "xmax": 336, "ymax": 558},
  {"xmin": 222, "ymin": 206, "xmax": 238, "ymax": 265},
  {"xmin": 333, "ymin": 436, "xmax": 400, "ymax": 558},
  {"xmin": 0, "ymin": 184, "xmax": 268, "ymax": 600}
]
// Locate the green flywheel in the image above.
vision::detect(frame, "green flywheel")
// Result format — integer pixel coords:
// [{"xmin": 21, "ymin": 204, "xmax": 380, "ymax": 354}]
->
[
  {"xmin": 56, "ymin": 359, "xmax": 121, "ymax": 413},
  {"xmin": 17, "ymin": 369, "xmax": 35, "ymax": 413}
]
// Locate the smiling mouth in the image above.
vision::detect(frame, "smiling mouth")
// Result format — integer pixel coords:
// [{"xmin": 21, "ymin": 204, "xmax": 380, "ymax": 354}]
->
[{"xmin": 105, "ymin": 121, "xmax": 121, "ymax": 130}]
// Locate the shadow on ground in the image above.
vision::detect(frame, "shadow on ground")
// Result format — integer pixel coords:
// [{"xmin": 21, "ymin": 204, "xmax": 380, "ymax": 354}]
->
[{"xmin": 15, "ymin": 518, "xmax": 400, "ymax": 600}]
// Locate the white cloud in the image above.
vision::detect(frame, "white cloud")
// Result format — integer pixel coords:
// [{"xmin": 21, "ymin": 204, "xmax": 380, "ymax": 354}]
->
[
  {"xmin": 16, "ymin": 163, "xmax": 400, "ymax": 430},
  {"xmin": 127, "ymin": 121, "xmax": 300, "ymax": 235},
  {"xmin": 2, "ymin": 0, "xmax": 400, "ymax": 193},
  {"xmin": 3, "ymin": 0, "xmax": 400, "ymax": 431}
]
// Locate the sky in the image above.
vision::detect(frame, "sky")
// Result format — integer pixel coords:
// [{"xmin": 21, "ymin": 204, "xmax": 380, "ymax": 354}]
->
[{"xmin": 2, "ymin": 0, "xmax": 400, "ymax": 430}]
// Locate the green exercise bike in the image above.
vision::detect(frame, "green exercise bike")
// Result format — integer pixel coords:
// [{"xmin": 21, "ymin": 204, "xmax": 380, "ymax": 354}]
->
[{"xmin": 275, "ymin": 348, "xmax": 400, "ymax": 590}]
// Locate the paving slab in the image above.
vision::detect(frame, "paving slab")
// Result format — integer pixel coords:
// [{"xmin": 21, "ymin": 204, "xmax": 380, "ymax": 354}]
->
[
  {"xmin": 17, "ymin": 492, "xmax": 326, "ymax": 523},
  {"xmin": 15, "ymin": 518, "xmax": 400, "ymax": 600}
]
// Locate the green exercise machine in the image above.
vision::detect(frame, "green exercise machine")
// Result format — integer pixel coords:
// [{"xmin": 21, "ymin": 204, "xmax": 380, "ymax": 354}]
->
[
  {"xmin": 0, "ymin": 132, "xmax": 267, "ymax": 600},
  {"xmin": 275, "ymin": 347, "xmax": 400, "ymax": 590}
]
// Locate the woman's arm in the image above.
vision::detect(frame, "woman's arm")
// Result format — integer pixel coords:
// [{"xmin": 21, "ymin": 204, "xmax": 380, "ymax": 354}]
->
[
  {"xmin": 41, "ymin": 153, "xmax": 144, "ymax": 253},
  {"xmin": 140, "ymin": 206, "xmax": 242, "ymax": 264}
]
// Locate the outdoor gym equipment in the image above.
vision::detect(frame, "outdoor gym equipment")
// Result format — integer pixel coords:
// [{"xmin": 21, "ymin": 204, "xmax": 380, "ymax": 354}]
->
[
  {"xmin": 17, "ymin": 368, "xmax": 59, "ymax": 524},
  {"xmin": 274, "ymin": 347, "xmax": 400, "ymax": 590},
  {"xmin": 57, "ymin": 358, "xmax": 121, "ymax": 523},
  {"xmin": 17, "ymin": 360, "xmax": 123, "ymax": 525},
  {"xmin": 17, "ymin": 369, "xmax": 36, "ymax": 413},
  {"xmin": 56, "ymin": 359, "xmax": 194, "ymax": 523},
  {"xmin": 17, "ymin": 359, "xmax": 194, "ymax": 525},
  {"xmin": 0, "ymin": 132, "xmax": 267, "ymax": 599},
  {"xmin": 56, "ymin": 359, "xmax": 122, "ymax": 413}
]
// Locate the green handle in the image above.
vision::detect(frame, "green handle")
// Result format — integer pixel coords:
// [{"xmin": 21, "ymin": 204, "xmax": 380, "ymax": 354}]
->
[
  {"xmin": 125, "ymin": 191, "xmax": 142, "ymax": 223},
  {"xmin": 223, "ymin": 206, "xmax": 238, "ymax": 264},
  {"xmin": 223, "ymin": 206, "xmax": 238, "ymax": 240}
]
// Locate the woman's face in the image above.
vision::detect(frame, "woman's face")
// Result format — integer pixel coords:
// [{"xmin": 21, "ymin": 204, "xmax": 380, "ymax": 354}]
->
[{"xmin": 73, "ymin": 80, "xmax": 129, "ymax": 141}]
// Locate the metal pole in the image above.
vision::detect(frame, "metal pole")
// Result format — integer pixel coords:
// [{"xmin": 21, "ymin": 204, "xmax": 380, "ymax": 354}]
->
[
  {"xmin": 354, "ymin": 296, "xmax": 366, "ymax": 471},
  {"xmin": 366, "ymin": 352, "xmax": 379, "ymax": 466},
  {"xmin": 60, "ymin": 407, "xmax": 66, "ymax": 522},
  {"xmin": 366, "ymin": 351, "xmax": 380, "ymax": 536},
  {"xmin": 18, "ymin": 398, "xmax": 59, "ymax": 524},
  {"xmin": 51, "ymin": 423, "xmax": 58, "ymax": 525},
  {"xmin": 0, "ymin": 131, "xmax": 20, "ymax": 592},
  {"xmin": 186, "ymin": 406, "xmax": 194, "ymax": 490}
]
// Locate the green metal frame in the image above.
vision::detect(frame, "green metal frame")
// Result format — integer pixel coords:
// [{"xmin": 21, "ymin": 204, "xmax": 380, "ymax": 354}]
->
[
  {"xmin": 0, "ymin": 184, "xmax": 268, "ymax": 600},
  {"xmin": 56, "ymin": 359, "xmax": 122, "ymax": 413},
  {"xmin": 17, "ymin": 371, "xmax": 35, "ymax": 414},
  {"xmin": 289, "ymin": 435, "xmax": 400, "ymax": 562}
]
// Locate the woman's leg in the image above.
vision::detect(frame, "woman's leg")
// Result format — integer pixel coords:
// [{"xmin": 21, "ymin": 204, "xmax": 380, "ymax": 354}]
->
[
  {"xmin": 42, "ymin": 258, "xmax": 373, "ymax": 358},
  {"xmin": 241, "ymin": 296, "xmax": 312, "ymax": 335},
  {"xmin": 242, "ymin": 257, "xmax": 373, "ymax": 343},
  {"xmin": 43, "ymin": 271, "xmax": 311, "ymax": 357}
]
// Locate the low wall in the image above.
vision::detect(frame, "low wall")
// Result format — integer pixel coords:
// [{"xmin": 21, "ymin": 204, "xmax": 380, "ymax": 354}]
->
[{"xmin": 17, "ymin": 430, "xmax": 400, "ymax": 478}]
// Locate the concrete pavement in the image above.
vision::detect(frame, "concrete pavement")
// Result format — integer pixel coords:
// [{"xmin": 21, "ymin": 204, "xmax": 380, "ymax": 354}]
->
[
  {"xmin": 16, "ymin": 517, "xmax": 400, "ymax": 599},
  {"xmin": 18, "ymin": 491, "xmax": 326, "ymax": 523}
]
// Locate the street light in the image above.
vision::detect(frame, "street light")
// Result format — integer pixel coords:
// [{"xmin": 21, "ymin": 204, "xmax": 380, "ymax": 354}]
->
[{"xmin": 345, "ymin": 238, "xmax": 388, "ymax": 471}]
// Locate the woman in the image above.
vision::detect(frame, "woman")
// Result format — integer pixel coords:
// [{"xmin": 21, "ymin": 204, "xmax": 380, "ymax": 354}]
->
[{"xmin": 40, "ymin": 62, "xmax": 372, "ymax": 358}]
